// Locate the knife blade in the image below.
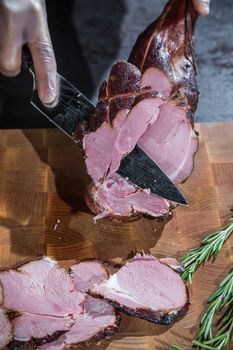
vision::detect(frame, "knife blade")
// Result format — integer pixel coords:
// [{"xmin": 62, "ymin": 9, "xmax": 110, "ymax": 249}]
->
[
  {"xmin": 22, "ymin": 49, "xmax": 188, "ymax": 205},
  {"xmin": 118, "ymin": 145, "xmax": 188, "ymax": 205}
]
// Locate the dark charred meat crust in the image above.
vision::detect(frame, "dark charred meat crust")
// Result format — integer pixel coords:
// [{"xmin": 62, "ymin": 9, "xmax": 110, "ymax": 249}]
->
[
  {"xmin": 9, "ymin": 330, "xmax": 69, "ymax": 349},
  {"xmin": 90, "ymin": 285, "xmax": 190, "ymax": 325},
  {"xmin": 33, "ymin": 330, "xmax": 69, "ymax": 347},
  {"xmin": 106, "ymin": 299, "xmax": 189, "ymax": 325},
  {"xmin": 109, "ymin": 95, "xmax": 136, "ymax": 123},
  {"xmin": 132, "ymin": 89, "xmax": 164, "ymax": 107},
  {"xmin": 99, "ymin": 80, "xmax": 108, "ymax": 100},
  {"xmin": 89, "ymin": 100, "xmax": 110, "ymax": 133},
  {"xmin": 7, "ymin": 321, "xmax": 122, "ymax": 350},
  {"xmin": 72, "ymin": 120, "xmax": 89, "ymax": 148},
  {"xmin": 7, "ymin": 340, "xmax": 28, "ymax": 350},
  {"xmin": 128, "ymin": 0, "xmax": 199, "ymax": 112},
  {"xmin": 107, "ymin": 61, "xmax": 142, "ymax": 98}
]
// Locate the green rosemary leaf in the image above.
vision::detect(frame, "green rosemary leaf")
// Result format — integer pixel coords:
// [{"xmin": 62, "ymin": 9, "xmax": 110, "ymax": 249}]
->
[
  {"xmin": 192, "ymin": 340, "xmax": 216, "ymax": 349},
  {"xmin": 171, "ymin": 213, "xmax": 233, "ymax": 350},
  {"xmin": 195, "ymin": 271, "xmax": 233, "ymax": 349},
  {"xmin": 170, "ymin": 345, "xmax": 185, "ymax": 350},
  {"xmin": 181, "ymin": 220, "xmax": 233, "ymax": 283}
]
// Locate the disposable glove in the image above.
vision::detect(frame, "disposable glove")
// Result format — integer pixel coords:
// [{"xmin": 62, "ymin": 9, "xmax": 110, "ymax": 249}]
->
[{"xmin": 0, "ymin": 0, "xmax": 57, "ymax": 104}]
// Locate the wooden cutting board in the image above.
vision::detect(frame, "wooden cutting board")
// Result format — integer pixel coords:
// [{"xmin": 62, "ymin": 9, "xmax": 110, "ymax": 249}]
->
[{"xmin": 0, "ymin": 122, "xmax": 232, "ymax": 349}]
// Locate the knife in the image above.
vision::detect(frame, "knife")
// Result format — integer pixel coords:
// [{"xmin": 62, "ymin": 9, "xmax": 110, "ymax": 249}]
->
[{"xmin": 22, "ymin": 48, "xmax": 188, "ymax": 206}]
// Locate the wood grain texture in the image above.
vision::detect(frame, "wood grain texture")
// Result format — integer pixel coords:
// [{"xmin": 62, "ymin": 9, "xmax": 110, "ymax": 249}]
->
[{"xmin": 0, "ymin": 123, "xmax": 232, "ymax": 349}]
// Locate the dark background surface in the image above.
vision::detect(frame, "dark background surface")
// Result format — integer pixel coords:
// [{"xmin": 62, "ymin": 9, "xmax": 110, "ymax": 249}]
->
[{"xmin": 0, "ymin": 0, "xmax": 232, "ymax": 129}]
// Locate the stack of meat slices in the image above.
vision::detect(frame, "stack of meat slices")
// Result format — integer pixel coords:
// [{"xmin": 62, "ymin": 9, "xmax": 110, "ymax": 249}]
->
[
  {"xmin": 79, "ymin": 0, "xmax": 199, "ymax": 221},
  {"xmin": 0, "ymin": 254, "xmax": 189, "ymax": 349},
  {"xmin": 0, "ymin": 258, "xmax": 120, "ymax": 350},
  {"xmin": 0, "ymin": 284, "xmax": 12, "ymax": 350},
  {"xmin": 90, "ymin": 254, "xmax": 189, "ymax": 325}
]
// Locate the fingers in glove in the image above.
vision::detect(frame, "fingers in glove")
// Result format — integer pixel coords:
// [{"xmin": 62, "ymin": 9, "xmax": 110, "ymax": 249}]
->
[
  {"xmin": 28, "ymin": 0, "xmax": 57, "ymax": 104},
  {"xmin": 27, "ymin": 2, "xmax": 57, "ymax": 105},
  {"xmin": 0, "ymin": 43, "xmax": 22, "ymax": 76},
  {"xmin": 193, "ymin": 0, "xmax": 210, "ymax": 16},
  {"xmin": 29, "ymin": 38, "xmax": 57, "ymax": 105},
  {"xmin": 0, "ymin": 8, "xmax": 22, "ymax": 76}
]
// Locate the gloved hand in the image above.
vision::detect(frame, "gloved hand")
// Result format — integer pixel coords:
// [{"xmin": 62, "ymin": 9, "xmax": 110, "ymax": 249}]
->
[
  {"xmin": 0, "ymin": 0, "xmax": 57, "ymax": 104},
  {"xmin": 193, "ymin": 0, "xmax": 211, "ymax": 16}
]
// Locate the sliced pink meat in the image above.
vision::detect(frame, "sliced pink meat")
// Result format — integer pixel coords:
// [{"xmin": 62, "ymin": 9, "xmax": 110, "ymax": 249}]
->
[
  {"xmin": 90, "ymin": 254, "xmax": 189, "ymax": 324},
  {"xmin": 0, "ymin": 258, "xmax": 120, "ymax": 350},
  {"xmin": 84, "ymin": 95, "xmax": 165, "ymax": 186},
  {"xmin": 138, "ymin": 101, "xmax": 198, "ymax": 183},
  {"xmin": 0, "ymin": 308, "xmax": 13, "ymax": 349},
  {"xmin": 79, "ymin": 0, "xmax": 200, "ymax": 221},
  {"xmin": 56, "ymin": 296, "xmax": 119, "ymax": 348},
  {"xmin": 70, "ymin": 260, "xmax": 109, "ymax": 293},
  {"xmin": 13, "ymin": 314, "xmax": 73, "ymax": 345},
  {"xmin": 17, "ymin": 256, "xmax": 56, "ymax": 276},
  {"xmin": 43, "ymin": 266, "xmax": 84, "ymax": 318},
  {"xmin": 69, "ymin": 261, "xmax": 120, "ymax": 345},
  {"xmin": 86, "ymin": 175, "xmax": 170, "ymax": 220},
  {"xmin": 108, "ymin": 96, "xmax": 164, "ymax": 176},
  {"xmin": 0, "ymin": 257, "xmax": 84, "ymax": 318},
  {"xmin": 83, "ymin": 60, "xmax": 143, "ymax": 185},
  {"xmin": 40, "ymin": 260, "xmax": 120, "ymax": 349},
  {"xmin": 141, "ymin": 68, "xmax": 171, "ymax": 98},
  {"xmin": 83, "ymin": 109, "xmax": 129, "ymax": 184},
  {"xmin": 39, "ymin": 299, "xmax": 119, "ymax": 350}
]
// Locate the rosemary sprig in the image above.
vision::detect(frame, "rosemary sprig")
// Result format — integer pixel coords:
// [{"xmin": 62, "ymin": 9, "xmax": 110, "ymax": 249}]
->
[
  {"xmin": 193, "ymin": 270, "xmax": 233, "ymax": 349},
  {"xmin": 170, "ymin": 211, "xmax": 233, "ymax": 350},
  {"xmin": 181, "ymin": 218, "xmax": 233, "ymax": 283},
  {"xmin": 170, "ymin": 270, "xmax": 233, "ymax": 350},
  {"xmin": 192, "ymin": 305, "xmax": 233, "ymax": 349}
]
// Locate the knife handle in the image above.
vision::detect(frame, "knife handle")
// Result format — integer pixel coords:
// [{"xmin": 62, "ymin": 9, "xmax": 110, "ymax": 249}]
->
[{"xmin": 21, "ymin": 45, "xmax": 34, "ymax": 71}]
